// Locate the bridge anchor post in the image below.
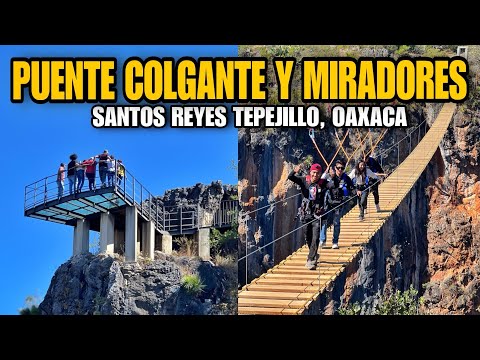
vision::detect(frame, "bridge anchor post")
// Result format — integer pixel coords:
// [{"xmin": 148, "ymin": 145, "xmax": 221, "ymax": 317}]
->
[
  {"xmin": 125, "ymin": 206, "xmax": 138, "ymax": 262},
  {"xmin": 160, "ymin": 231, "xmax": 172, "ymax": 255},
  {"xmin": 73, "ymin": 219, "xmax": 90, "ymax": 255},
  {"xmin": 100, "ymin": 212, "xmax": 115, "ymax": 255},
  {"xmin": 142, "ymin": 221, "xmax": 155, "ymax": 260},
  {"xmin": 196, "ymin": 227, "xmax": 210, "ymax": 261}
]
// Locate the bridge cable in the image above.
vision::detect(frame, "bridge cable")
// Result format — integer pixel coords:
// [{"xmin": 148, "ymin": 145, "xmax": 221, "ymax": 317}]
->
[
  {"xmin": 238, "ymin": 188, "xmax": 368, "ymax": 263},
  {"xmin": 355, "ymin": 129, "xmax": 367, "ymax": 160},
  {"xmin": 308, "ymin": 128, "xmax": 329, "ymax": 167},
  {"xmin": 365, "ymin": 128, "xmax": 389, "ymax": 159},
  {"xmin": 240, "ymin": 191, "xmax": 302, "ymax": 218},
  {"xmin": 240, "ymin": 120, "xmax": 421, "ymax": 221},
  {"xmin": 345, "ymin": 131, "xmax": 371, "ymax": 169},
  {"xmin": 241, "ymin": 127, "xmax": 388, "ymax": 220},
  {"xmin": 327, "ymin": 129, "xmax": 350, "ymax": 170}
]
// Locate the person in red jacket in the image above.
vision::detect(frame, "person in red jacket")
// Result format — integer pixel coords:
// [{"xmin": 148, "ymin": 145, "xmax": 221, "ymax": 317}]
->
[{"xmin": 82, "ymin": 157, "xmax": 98, "ymax": 191}]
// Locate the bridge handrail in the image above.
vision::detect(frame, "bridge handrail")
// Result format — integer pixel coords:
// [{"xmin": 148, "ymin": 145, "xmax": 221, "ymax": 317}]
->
[{"xmin": 24, "ymin": 164, "xmax": 237, "ymax": 234}]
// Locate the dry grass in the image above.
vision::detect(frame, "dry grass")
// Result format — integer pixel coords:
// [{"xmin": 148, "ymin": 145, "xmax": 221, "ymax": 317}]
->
[
  {"xmin": 214, "ymin": 254, "xmax": 235, "ymax": 267},
  {"xmin": 174, "ymin": 236, "xmax": 198, "ymax": 257}
]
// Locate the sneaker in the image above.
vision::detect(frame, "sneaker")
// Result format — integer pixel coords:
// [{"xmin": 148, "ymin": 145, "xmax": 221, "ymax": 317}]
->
[
  {"xmin": 319, "ymin": 241, "xmax": 326, "ymax": 249},
  {"xmin": 332, "ymin": 243, "xmax": 339, "ymax": 249},
  {"xmin": 376, "ymin": 204, "xmax": 381, "ymax": 212},
  {"xmin": 307, "ymin": 261, "xmax": 316, "ymax": 270},
  {"xmin": 305, "ymin": 260, "xmax": 313, "ymax": 268},
  {"xmin": 359, "ymin": 215, "xmax": 365, "ymax": 221}
]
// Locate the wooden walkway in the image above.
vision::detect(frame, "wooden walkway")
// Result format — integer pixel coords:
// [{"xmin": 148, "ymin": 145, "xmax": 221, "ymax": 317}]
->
[{"xmin": 238, "ymin": 103, "xmax": 456, "ymax": 315}]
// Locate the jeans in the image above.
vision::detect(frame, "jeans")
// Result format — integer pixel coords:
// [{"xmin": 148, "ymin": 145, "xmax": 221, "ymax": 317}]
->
[
  {"xmin": 320, "ymin": 208, "xmax": 342, "ymax": 245},
  {"xmin": 86, "ymin": 172, "xmax": 96, "ymax": 191},
  {"xmin": 99, "ymin": 167, "xmax": 108, "ymax": 186},
  {"xmin": 76, "ymin": 170, "xmax": 85, "ymax": 192},
  {"xmin": 57, "ymin": 180, "xmax": 64, "ymax": 198},
  {"xmin": 68, "ymin": 175, "xmax": 76, "ymax": 195},
  {"xmin": 357, "ymin": 190, "xmax": 369, "ymax": 217},
  {"xmin": 107, "ymin": 171, "xmax": 115, "ymax": 186},
  {"xmin": 304, "ymin": 218, "xmax": 321, "ymax": 262},
  {"xmin": 370, "ymin": 180, "xmax": 380, "ymax": 205}
]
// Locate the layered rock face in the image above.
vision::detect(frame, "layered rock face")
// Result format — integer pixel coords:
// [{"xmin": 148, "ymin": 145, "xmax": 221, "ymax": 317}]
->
[
  {"xmin": 38, "ymin": 181, "xmax": 238, "ymax": 315},
  {"xmin": 422, "ymin": 106, "xmax": 480, "ymax": 314},
  {"xmin": 160, "ymin": 181, "xmax": 237, "ymax": 211},
  {"xmin": 39, "ymin": 252, "xmax": 233, "ymax": 315}
]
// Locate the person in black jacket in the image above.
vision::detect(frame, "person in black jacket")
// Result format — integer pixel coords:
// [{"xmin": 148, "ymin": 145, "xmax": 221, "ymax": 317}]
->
[
  {"xmin": 288, "ymin": 163, "xmax": 328, "ymax": 270},
  {"xmin": 67, "ymin": 154, "xmax": 79, "ymax": 195},
  {"xmin": 96, "ymin": 149, "xmax": 111, "ymax": 188},
  {"xmin": 365, "ymin": 154, "xmax": 385, "ymax": 212},
  {"xmin": 320, "ymin": 159, "xmax": 355, "ymax": 249}
]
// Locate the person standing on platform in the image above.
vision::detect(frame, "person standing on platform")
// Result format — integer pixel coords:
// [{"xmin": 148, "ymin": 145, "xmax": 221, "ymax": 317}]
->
[{"xmin": 56, "ymin": 163, "xmax": 65, "ymax": 199}]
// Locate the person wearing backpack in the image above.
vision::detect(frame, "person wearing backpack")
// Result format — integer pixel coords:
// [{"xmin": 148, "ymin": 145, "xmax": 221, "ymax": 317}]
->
[
  {"xmin": 349, "ymin": 159, "xmax": 379, "ymax": 221},
  {"xmin": 320, "ymin": 159, "xmax": 355, "ymax": 249},
  {"xmin": 288, "ymin": 163, "xmax": 328, "ymax": 270}
]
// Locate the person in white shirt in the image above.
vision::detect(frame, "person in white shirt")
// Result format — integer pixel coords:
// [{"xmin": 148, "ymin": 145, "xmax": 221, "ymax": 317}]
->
[
  {"xmin": 107, "ymin": 154, "xmax": 117, "ymax": 187},
  {"xmin": 348, "ymin": 159, "xmax": 379, "ymax": 221},
  {"xmin": 321, "ymin": 166, "xmax": 336, "ymax": 182}
]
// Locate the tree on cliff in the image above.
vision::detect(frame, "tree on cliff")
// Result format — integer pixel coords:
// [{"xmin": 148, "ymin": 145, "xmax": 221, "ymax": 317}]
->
[{"xmin": 18, "ymin": 295, "xmax": 40, "ymax": 315}]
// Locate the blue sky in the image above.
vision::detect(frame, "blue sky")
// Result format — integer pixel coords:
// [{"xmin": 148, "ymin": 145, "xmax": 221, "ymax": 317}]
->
[{"xmin": 0, "ymin": 45, "xmax": 238, "ymax": 315}]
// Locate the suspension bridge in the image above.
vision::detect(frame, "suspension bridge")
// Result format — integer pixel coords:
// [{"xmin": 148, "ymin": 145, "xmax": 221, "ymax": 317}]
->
[{"xmin": 238, "ymin": 103, "xmax": 456, "ymax": 315}]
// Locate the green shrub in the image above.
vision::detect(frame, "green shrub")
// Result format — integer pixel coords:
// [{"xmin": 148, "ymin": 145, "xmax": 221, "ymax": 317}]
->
[
  {"xmin": 338, "ymin": 302, "xmax": 362, "ymax": 315},
  {"xmin": 423, "ymin": 46, "xmax": 449, "ymax": 58},
  {"xmin": 19, "ymin": 305, "xmax": 40, "ymax": 315},
  {"xmin": 375, "ymin": 285, "xmax": 423, "ymax": 315},
  {"xmin": 395, "ymin": 45, "xmax": 411, "ymax": 57},
  {"xmin": 340, "ymin": 285, "xmax": 423, "ymax": 315},
  {"xmin": 210, "ymin": 208, "xmax": 238, "ymax": 257},
  {"xmin": 302, "ymin": 155, "xmax": 314, "ymax": 168},
  {"xmin": 181, "ymin": 274, "xmax": 206, "ymax": 296},
  {"xmin": 18, "ymin": 295, "xmax": 41, "ymax": 315}
]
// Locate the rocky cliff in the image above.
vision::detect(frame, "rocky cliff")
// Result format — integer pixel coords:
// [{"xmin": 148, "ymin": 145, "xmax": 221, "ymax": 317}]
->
[
  {"xmin": 334, "ymin": 103, "xmax": 480, "ymax": 315},
  {"xmin": 39, "ymin": 181, "xmax": 238, "ymax": 315},
  {"xmin": 160, "ymin": 181, "xmax": 237, "ymax": 211},
  {"xmin": 39, "ymin": 252, "xmax": 235, "ymax": 315},
  {"xmin": 421, "ymin": 103, "xmax": 480, "ymax": 314}
]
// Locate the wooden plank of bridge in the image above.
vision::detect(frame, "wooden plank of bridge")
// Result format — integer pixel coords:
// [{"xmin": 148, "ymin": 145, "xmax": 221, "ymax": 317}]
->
[{"xmin": 238, "ymin": 103, "xmax": 456, "ymax": 315}]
